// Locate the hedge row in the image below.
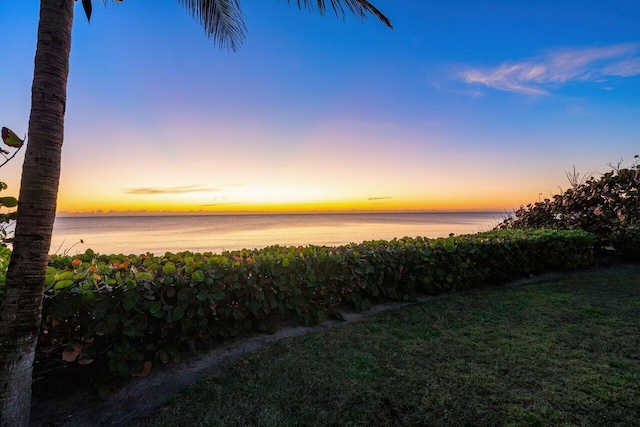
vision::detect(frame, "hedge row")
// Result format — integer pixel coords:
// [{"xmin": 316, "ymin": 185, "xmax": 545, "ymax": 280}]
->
[{"xmin": 30, "ymin": 229, "xmax": 595, "ymax": 391}]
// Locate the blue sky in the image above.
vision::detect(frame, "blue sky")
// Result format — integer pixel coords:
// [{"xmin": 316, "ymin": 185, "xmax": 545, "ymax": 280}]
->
[{"xmin": 1, "ymin": 0, "xmax": 639, "ymax": 214}]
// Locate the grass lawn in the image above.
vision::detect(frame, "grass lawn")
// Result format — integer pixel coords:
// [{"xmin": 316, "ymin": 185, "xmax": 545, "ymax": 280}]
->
[{"xmin": 132, "ymin": 265, "xmax": 640, "ymax": 427}]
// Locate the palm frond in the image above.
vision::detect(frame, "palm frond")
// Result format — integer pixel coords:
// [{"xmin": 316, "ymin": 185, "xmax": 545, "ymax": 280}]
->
[
  {"xmin": 91, "ymin": 0, "xmax": 389, "ymax": 51},
  {"xmin": 176, "ymin": 0, "xmax": 247, "ymax": 51},
  {"xmin": 288, "ymin": 0, "xmax": 392, "ymax": 29}
]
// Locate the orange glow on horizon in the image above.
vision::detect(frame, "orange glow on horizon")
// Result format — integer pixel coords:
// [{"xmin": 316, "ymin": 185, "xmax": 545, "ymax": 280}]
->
[
  {"xmin": 56, "ymin": 193, "xmax": 528, "ymax": 216},
  {"xmin": 51, "ymin": 139, "xmax": 544, "ymax": 214}
]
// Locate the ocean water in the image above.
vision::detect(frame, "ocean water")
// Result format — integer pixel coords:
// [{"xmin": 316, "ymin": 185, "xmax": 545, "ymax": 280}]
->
[{"xmin": 50, "ymin": 212, "xmax": 507, "ymax": 256}]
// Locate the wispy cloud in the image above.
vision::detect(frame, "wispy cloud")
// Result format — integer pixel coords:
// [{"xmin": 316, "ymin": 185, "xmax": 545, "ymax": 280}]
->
[
  {"xmin": 201, "ymin": 202, "xmax": 239, "ymax": 207},
  {"xmin": 126, "ymin": 185, "xmax": 219, "ymax": 195},
  {"xmin": 201, "ymin": 196, "xmax": 235, "ymax": 207},
  {"xmin": 460, "ymin": 43, "xmax": 640, "ymax": 95},
  {"xmin": 367, "ymin": 197, "xmax": 392, "ymax": 201}
]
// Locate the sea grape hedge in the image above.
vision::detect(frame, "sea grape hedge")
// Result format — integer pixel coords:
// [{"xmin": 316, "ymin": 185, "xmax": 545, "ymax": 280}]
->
[
  {"xmin": 612, "ymin": 224, "xmax": 640, "ymax": 261},
  {"xmin": 497, "ymin": 162, "xmax": 640, "ymax": 245},
  {"xmin": 13, "ymin": 229, "xmax": 595, "ymax": 391}
]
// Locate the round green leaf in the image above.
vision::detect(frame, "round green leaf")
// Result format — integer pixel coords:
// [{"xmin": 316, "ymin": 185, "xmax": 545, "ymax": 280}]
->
[
  {"xmin": 191, "ymin": 269, "xmax": 205, "ymax": 283},
  {"xmin": 0, "ymin": 197, "xmax": 18, "ymax": 208},
  {"xmin": 163, "ymin": 262, "xmax": 177, "ymax": 274},
  {"xmin": 149, "ymin": 301, "xmax": 162, "ymax": 314},
  {"xmin": 173, "ymin": 306, "xmax": 185, "ymax": 321},
  {"xmin": 53, "ymin": 279, "xmax": 75, "ymax": 290}
]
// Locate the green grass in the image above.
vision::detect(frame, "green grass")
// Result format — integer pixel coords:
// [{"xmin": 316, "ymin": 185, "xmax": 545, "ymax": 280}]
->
[{"xmin": 132, "ymin": 265, "xmax": 640, "ymax": 427}]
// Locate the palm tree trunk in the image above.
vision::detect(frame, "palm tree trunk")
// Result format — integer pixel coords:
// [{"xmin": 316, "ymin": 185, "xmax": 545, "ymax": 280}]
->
[{"xmin": 0, "ymin": 0, "xmax": 74, "ymax": 425}]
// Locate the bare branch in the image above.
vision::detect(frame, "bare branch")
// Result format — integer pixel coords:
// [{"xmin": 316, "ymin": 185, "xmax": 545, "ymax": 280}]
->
[{"xmin": 565, "ymin": 165, "xmax": 596, "ymax": 188}]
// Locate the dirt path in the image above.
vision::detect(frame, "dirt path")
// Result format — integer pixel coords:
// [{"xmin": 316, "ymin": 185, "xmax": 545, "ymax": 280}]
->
[{"xmin": 30, "ymin": 266, "xmax": 626, "ymax": 426}]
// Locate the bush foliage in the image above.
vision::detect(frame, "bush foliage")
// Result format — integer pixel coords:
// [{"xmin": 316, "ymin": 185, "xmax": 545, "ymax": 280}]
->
[
  {"xmin": 14, "ymin": 229, "xmax": 595, "ymax": 394},
  {"xmin": 497, "ymin": 161, "xmax": 640, "ymax": 247},
  {"xmin": 612, "ymin": 224, "xmax": 640, "ymax": 261}
]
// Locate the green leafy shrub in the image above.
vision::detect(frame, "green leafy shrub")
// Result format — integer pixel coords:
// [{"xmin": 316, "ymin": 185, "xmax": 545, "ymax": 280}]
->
[
  {"xmin": 0, "ymin": 126, "xmax": 24, "ymax": 297},
  {"xmin": 612, "ymin": 224, "xmax": 640, "ymax": 261},
  {"xmin": 33, "ymin": 229, "xmax": 595, "ymax": 392},
  {"xmin": 0, "ymin": 185, "xmax": 17, "ymax": 298},
  {"xmin": 0, "ymin": 245, "xmax": 10, "ymax": 298},
  {"xmin": 0, "ymin": 182, "xmax": 18, "ymax": 247},
  {"xmin": 497, "ymin": 160, "xmax": 640, "ymax": 248},
  {"xmin": 0, "ymin": 126, "xmax": 25, "ymax": 248}
]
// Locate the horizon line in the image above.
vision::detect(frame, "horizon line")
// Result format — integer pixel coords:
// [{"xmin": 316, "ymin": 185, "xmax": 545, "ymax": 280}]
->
[{"xmin": 56, "ymin": 208, "xmax": 513, "ymax": 218}]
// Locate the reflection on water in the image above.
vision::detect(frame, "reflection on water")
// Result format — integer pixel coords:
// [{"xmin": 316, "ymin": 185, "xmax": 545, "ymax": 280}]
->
[{"xmin": 51, "ymin": 212, "xmax": 507, "ymax": 256}]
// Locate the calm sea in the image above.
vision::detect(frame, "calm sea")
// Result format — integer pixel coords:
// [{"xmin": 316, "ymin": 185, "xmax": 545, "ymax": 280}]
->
[{"xmin": 50, "ymin": 212, "xmax": 507, "ymax": 256}]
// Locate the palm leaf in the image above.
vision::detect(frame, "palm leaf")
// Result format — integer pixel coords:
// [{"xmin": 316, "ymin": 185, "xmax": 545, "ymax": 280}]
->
[
  {"xmin": 177, "ymin": 0, "xmax": 391, "ymax": 51},
  {"xmin": 176, "ymin": 0, "xmax": 247, "ymax": 51},
  {"xmin": 81, "ymin": 0, "xmax": 93, "ymax": 21},
  {"xmin": 85, "ymin": 1, "xmax": 390, "ymax": 50},
  {"xmin": 288, "ymin": 0, "xmax": 392, "ymax": 28}
]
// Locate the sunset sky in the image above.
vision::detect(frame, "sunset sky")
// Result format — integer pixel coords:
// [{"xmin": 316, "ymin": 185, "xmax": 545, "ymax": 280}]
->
[{"xmin": 1, "ymin": 1, "xmax": 639, "ymax": 215}]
